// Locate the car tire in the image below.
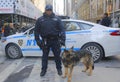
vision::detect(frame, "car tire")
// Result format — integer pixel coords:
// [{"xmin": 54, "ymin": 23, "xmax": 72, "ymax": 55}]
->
[
  {"xmin": 5, "ymin": 44, "xmax": 23, "ymax": 59},
  {"xmin": 82, "ymin": 43, "xmax": 104, "ymax": 63}
]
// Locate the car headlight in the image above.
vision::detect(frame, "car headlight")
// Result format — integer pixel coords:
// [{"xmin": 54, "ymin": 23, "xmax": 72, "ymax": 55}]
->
[{"xmin": 1, "ymin": 37, "xmax": 7, "ymax": 42}]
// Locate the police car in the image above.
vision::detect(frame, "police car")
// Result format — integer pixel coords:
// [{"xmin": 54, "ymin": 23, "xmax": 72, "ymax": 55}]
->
[{"xmin": 1, "ymin": 19, "xmax": 120, "ymax": 62}]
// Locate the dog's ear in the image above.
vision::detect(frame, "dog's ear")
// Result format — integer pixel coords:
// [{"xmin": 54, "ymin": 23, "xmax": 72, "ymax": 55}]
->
[
  {"xmin": 64, "ymin": 49, "xmax": 68, "ymax": 52},
  {"xmin": 71, "ymin": 46, "xmax": 74, "ymax": 50},
  {"xmin": 69, "ymin": 46, "xmax": 74, "ymax": 51}
]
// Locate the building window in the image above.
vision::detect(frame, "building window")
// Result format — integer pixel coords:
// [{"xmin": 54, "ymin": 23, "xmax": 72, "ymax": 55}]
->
[{"xmin": 119, "ymin": 0, "xmax": 120, "ymax": 9}]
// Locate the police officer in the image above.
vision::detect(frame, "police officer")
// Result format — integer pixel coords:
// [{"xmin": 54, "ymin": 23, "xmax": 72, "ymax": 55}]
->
[{"xmin": 34, "ymin": 4, "xmax": 65, "ymax": 77}]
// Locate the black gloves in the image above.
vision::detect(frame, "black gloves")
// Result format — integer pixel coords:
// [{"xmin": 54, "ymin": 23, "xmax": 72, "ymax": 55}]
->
[
  {"xmin": 36, "ymin": 41, "xmax": 41, "ymax": 46},
  {"xmin": 36, "ymin": 41, "xmax": 44, "ymax": 49},
  {"xmin": 59, "ymin": 32, "xmax": 66, "ymax": 47}
]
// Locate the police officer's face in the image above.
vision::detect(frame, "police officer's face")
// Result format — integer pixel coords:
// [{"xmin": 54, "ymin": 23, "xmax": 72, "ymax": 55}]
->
[{"xmin": 45, "ymin": 10, "xmax": 52, "ymax": 16}]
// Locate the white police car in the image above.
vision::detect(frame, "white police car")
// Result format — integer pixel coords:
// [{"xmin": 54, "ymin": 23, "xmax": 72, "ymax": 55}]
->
[{"xmin": 1, "ymin": 19, "xmax": 120, "ymax": 62}]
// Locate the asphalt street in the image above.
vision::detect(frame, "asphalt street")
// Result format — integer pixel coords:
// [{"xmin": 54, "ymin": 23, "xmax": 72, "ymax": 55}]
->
[{"xmin": 0, "ymin": 43, "xmax": 120, "ymax": 82}]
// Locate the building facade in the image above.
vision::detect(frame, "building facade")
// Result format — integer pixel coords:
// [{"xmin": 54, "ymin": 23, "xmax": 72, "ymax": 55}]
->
[
  {"xmin": 0, "ymin": 0, "xmax": 42, "ymax": 27},
  {"xmin": 64, "ymin": 0, "xmax": 77, "ymax": 18},
  {"xmin": 45, "ymin": 0, "xmax": 53, "ymax": 5},
  {"xmin": 64, "ymin": 0, "xmax": 71, "ymax": 16},
  {"xmin": 77, "ymin": 0, "xmax": 120, "ymax": 23},
  {"xmin": 64, "ymin": 0, "xmax": 84, "ymax": 19},
  {"xmin": 31, "ymin": 0, "xmax": 46, "ymax": 12},
  {"xmin": 78, "ymin": 0, "xmax": 90, "ymax": 20}
]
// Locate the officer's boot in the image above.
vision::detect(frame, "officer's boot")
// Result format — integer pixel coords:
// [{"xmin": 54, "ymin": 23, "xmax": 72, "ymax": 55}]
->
[
  {"xmin": 57, "ymin": 69, "xmax": 62, "ymax": 76},
  {"xmin": 40, "ymin": 70, "xmax": 46, "ymax": 77}
]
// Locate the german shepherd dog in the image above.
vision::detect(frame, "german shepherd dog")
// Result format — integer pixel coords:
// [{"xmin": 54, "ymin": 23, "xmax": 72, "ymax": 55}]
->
[{"xmin": 61, "ymin": 46, "xmax": 94, "ymax": 82}]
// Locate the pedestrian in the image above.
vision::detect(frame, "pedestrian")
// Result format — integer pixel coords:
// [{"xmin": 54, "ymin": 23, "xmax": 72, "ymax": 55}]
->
[
  {"xmin": 114, "ymin": 17, "xmax": 120, "ymax": 28},
  {"xmin": 9, "ymin": 23, "xmax": 16, "ymax": 34},
  {"xmin": 0, "ymin": 22, "xmax": 2, "ymax": 39},
  {"xmin": 3, "ymin": 23, "xmax": 16, "ymax": 37},
  {"xmin": 101, "ymin": 13, "xmax": 111, "ymax": 27},
  {"xmin": 118, "ymin": 17, "xmax": 120, "ymax": 28},
  {"xmin": 34, "ymin": 4, "xmax": 66, "ymax": 77},
  {"xmin": 3, "ymin": 23, "xmax": 10, "ymax": 37},
  {"xmin": 96, "ymin": 19, "xmax": 101, "ymax": 24}
]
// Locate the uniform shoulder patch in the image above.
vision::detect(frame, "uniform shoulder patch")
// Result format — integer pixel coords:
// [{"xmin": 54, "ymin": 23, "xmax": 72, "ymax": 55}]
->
[
  {"xmin": 39, "ymin": 16, "xmax": 45, "ymax": 22},
  {"xmin": 52, "ymin": 18, "xmax": 58, "ymax": 21}
]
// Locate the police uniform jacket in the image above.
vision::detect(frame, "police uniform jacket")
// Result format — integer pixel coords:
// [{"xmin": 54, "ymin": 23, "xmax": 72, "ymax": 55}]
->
[{"xmin": 34, "ymin": 13, "xmax": 65, "ymax": 43}]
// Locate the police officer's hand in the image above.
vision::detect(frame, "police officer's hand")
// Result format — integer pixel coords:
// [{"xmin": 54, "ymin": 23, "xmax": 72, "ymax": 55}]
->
[
  {"xmin": 36, "ymin": 41, "xmax": 43, "ymax": 49},
  {"xmin": 36, "ymin": 41, "xmax": 41, "ymax": 46}
]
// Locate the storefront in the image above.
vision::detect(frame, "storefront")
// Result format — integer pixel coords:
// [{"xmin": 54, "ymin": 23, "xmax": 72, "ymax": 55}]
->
[{"xmin": 0, "ymin": 0, "xmax": 42, "ymax": 27}]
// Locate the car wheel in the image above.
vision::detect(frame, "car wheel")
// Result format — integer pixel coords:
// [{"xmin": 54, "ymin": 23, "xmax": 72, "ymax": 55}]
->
[
  {"xmin": 82, "ymin": 43, "xmax": 104, "ymax": 63},
  {"xmin": 6, "ymin": 44, "xmax": 23, "ymax": 59}
]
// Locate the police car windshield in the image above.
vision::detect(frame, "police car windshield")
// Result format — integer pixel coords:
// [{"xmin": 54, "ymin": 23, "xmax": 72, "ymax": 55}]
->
[
  {"xmin": 19, "ymin": 25, "xmax": 34, "ymax": 33},
  {"xmin": 58, "ymin": 16, "xmax": 70, "ymax": 19}
]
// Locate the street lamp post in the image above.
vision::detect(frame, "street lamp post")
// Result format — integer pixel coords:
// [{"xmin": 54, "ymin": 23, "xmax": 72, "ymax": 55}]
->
[
  {"xmin": 12, "ymin": 0, "xmax": 15, "ymax": 23},
  {"xmin": 112, "ymin": 0, "xmax": 115, "ymax": 27},
  {"xmin": 73, "ymin": 0, "xmax": 78, "ymax": 19},
  {"xmin": 13, "ymin": 0, "xmax": 18, "ymax": 24}
]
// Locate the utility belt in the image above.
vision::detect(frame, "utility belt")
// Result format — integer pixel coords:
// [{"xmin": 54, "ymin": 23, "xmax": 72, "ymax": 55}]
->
[{"xmin": 43, "ymin": 35, "xmax": 59, "ymax": 40}]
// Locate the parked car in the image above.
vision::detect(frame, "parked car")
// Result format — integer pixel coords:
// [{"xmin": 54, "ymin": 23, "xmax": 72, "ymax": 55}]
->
[{"xmin": 1, "ymin": 19, "xmax": 120, "ymax": 62}]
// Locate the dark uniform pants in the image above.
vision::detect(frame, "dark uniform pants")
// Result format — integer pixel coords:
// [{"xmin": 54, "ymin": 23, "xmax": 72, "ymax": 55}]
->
[{"xmin": 41, "ymin": 39, "xmax": 61, "ymax": 71}]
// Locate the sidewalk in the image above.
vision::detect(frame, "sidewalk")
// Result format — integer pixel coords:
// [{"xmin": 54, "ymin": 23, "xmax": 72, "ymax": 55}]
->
[
  {"xmin": 0, "ymin": 39, "xmax": 120, "ymax": 82},
  {"xmin": 0, "ymin": 55, "xmax": 119, "ymax": 82},
  {"xmin": 0, "ymin": 40, "xmax": 2, "ymax": 54},
  {"xmin": 0, "ymin": 40, "xmax": 6, "ymax": 63},
  {"xmin": 25, "ymin": 60, "xmax": 120, "ymax": 82},
  {"xmin": 70, "ymin": 66, "xmax": 120, "ymax": 82}
]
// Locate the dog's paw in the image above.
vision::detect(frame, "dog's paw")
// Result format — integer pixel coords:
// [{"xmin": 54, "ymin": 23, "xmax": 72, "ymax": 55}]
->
[
  {"xmin": 62, "ymin": 76, "xmax": 67, "ymax": 78},
  {"xmin": 68, "ymin": 79, "xmax": 71, "ymax": 82},
  {"xmin": 82, "ymin": 70, "xmax": 86, "ymax": 72},
  {"xmin": 87, "ymin": 73, "xmax": 92, "ymax": 76}
]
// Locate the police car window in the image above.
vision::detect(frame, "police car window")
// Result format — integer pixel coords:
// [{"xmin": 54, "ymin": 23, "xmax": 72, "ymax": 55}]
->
[
  {"xmin": 79, "ymin": 23, "xmax": 93, "ymax": 30},
  {"xmin": 64, "ymin": 22, "xmax": 81, "ymax": 31},
  {"xmin": 29, "ymin": 28, "xmax": 34, "ymax": 35}
]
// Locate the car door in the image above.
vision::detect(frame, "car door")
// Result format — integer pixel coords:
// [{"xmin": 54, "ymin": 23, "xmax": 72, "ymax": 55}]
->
[
  {"xmin": 63, "ymin": 21, "xmax": 93, "ymax": 50},
  {"xmin": 22, "ymin": 28, "xmax": 42, "ymax": 56},
  {"xmin": 63, "ymin": 21, "xmax": 82, "ymax": 50}
]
